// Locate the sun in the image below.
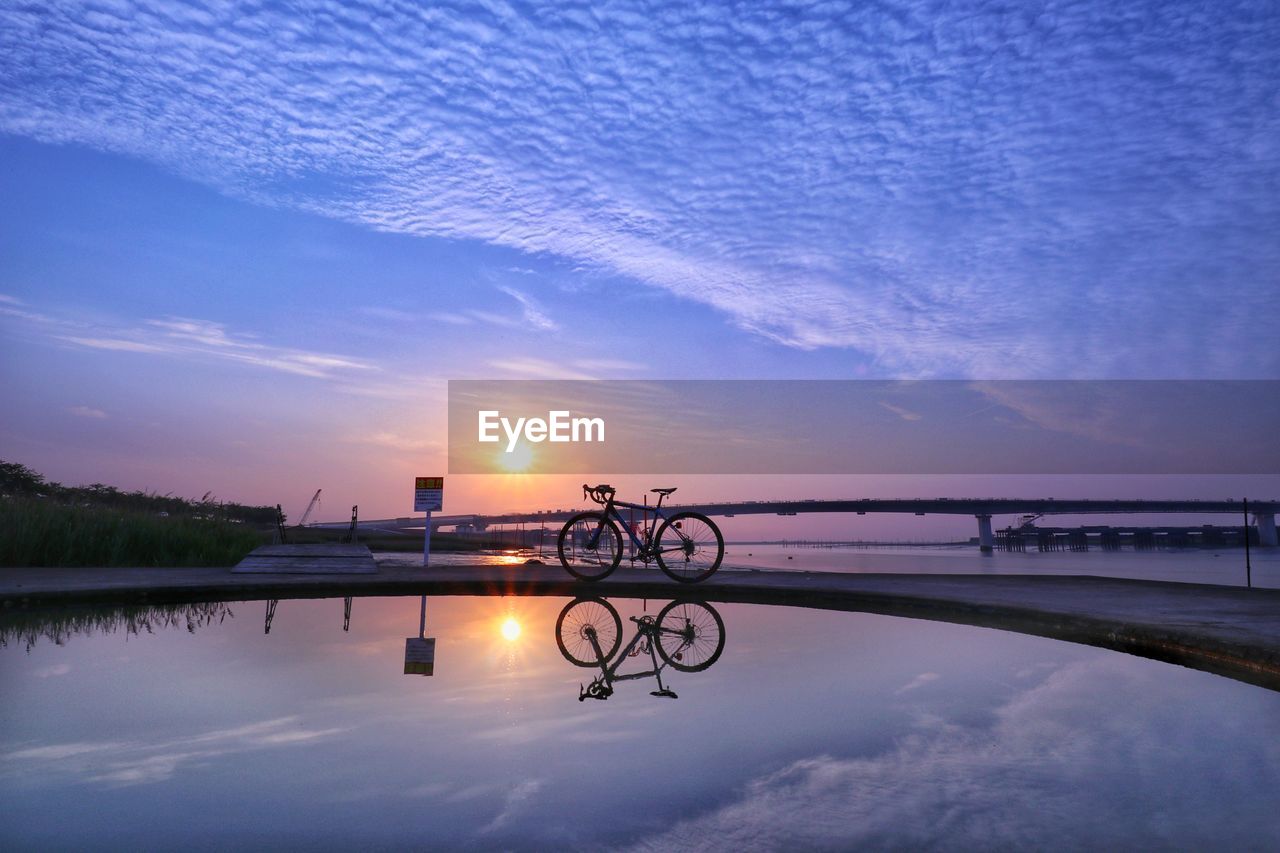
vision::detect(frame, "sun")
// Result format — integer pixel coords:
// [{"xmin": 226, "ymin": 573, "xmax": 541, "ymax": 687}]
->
[
  {"xmin": 496, "ymin": 442, "xmax": 535, "ymax": 473},
  {"xmin": 500, "ymin": 617, "xmax": 522, "ymax": 642}
]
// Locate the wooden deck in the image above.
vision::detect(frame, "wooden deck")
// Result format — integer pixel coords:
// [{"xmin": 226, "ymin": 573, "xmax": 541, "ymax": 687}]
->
[{"xmin": 231, "ymin": 543, "xmax": 378, "ymax": 574}]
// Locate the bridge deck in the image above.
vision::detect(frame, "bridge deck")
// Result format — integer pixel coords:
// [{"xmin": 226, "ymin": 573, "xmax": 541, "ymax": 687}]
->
[{"xmin": 2, "ymin": 565, "xmax": 1278, "ymax": 691}]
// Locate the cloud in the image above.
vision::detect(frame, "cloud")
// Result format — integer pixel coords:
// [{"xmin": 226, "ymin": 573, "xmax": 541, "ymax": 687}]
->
[
  {"xmin": 0, "ymin": 715, "xmax": 345, "ymax": 788},
  {"xmin": 428, "ymin": 286, "xmax": 557, "ymax": 331},
  {"xmin": 480, "ymin": 779, "xmax": 543, "ymax": 835},
  {"xmin": 485, "ymin": 357, "xmax": 597, "ymax": 380},
  {"xmin": 625, "ymin": 660, "xmax": 1280, "ymax": 850},
  {"xmin": 59, "ymin": 336, "xmax": 166, "ymax": 354},
  {"xmin": 496, "ymin": 286, "xmax": 558, "ymax": 332},
  {"xmin": 2, "ymin": 299, "xmax": 377, "ymax": 380},
  {"xmin": 67, "ymin": 406, "xmax": 107, "ymax": 419},
  {"xmin": 572, "ymin": 358, "xmax": 646, "ymax": 373},
  {"xmin": 33, "ymin": 663, "xmax": 72, "ymax": 678},
  {"xmin": 1, "ymin": 2, "xmax": 1277, "ymax": 376},
  {"xmin": 893, "ymin": 671, "xmax": 937, "ymax": 693},
  {"xmin": 347, "ymin": 431, "xmax": 440, "ymax": 452},
  {"xmin": 878, "ymin": 401, "xmax": 922, "ymax": 422}
]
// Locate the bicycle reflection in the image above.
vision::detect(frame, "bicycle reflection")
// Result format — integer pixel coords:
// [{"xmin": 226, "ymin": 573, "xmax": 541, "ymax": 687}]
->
[{"xmin": 555, "ymin": 598, "xmax": 726, "ymax": 701}]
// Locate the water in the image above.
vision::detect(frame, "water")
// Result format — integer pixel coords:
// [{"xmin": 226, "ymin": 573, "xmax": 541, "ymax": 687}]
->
[
  {"xmin": 720, "ymin": 543, "xmax": 1280, "ymax": 587},
  {"xmin": 2, "ymin": 595, "xmax": 1277, "ymax": 849},
  {"xmin": 377, "ymin": 544, "xmax": 1280, "ymax": 588}
]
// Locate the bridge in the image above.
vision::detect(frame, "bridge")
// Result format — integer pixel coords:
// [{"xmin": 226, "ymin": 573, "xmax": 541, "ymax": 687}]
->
[{"xmin": 314, "ymin": 497, "xmax": 1280, "ymax": 550}]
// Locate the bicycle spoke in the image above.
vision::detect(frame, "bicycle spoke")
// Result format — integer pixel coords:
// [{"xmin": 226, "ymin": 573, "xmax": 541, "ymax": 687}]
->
[
  {"xmin": 655, "ymin": 601, "xmax": 725, "ymax": 671},
  {"xmin": 558, "ymin": 513, "xmax": 622, "ymax": 580},
  {"xmin": 556, "ymin": 598, "xmax": 622, "ymax": 666}
]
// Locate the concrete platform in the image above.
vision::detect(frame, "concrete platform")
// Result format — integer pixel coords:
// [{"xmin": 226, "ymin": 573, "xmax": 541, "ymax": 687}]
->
[
  {"xmin": 232, "ymin": 543, "xmax": 377, "ymax": 574},
  {"xmin": 2, "ymin": 564, "xmax": 1278, "ymax": 691}
]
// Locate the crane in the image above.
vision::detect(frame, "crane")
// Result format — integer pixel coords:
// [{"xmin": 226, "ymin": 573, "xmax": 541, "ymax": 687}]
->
[{"xmin": 298, "ymin": 489, "xmax": 322, "ymax": 527}]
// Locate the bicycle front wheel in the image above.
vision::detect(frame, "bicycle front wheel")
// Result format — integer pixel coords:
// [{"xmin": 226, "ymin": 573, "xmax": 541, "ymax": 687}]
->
[
  {"xmin": 558, "ymin": 512, "xmax": 623, "ymax": 581},
  {"xmin": 654, "ymin": 512, "xmax": 723, "ymax": 583},
  {"xmin": 556, "ymin": 597, "xmax": 623, "ymax": 667},
  {"xmin": 656, "ymin": 600, "xmax": 726, "ymax": 672}
]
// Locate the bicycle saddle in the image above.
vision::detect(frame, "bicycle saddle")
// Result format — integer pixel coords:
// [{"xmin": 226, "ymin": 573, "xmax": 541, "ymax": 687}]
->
[
  {"xmin": 650, "ymin": 487, "xmax": 677, "ymax": 496},
  {"xmin": 650, "ymin": 689, "xmax": 679, "ymax": 699}
]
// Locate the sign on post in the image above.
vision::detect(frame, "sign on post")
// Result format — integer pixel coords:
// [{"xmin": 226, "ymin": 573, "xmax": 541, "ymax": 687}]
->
[
  {"xmin": 414, "ymin": 477, "xmax": 443, "ymax": 511},
  {"xmin": 404, "ymin": 638, "xmax": 436, "ymax": 676},
  {"xmin": 415, "ymin": 477, "xmax": 443, "ymax": 567}
]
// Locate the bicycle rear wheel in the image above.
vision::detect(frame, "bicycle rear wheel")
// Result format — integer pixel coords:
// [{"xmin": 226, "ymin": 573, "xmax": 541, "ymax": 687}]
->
[
  {"xmin": 558, "ymin": 512, "xmax": 623, "ymax": 581},
  {"xmin": 556, "ymin": 597, "xmax": 623, "ymax": 667},
  {"xmin": 655, "ymin": 600, "xmax": 726, "ymax": 672},
  {"xmin": 654, "ymin": 512, "xmax": 723, "ymax": 583}
]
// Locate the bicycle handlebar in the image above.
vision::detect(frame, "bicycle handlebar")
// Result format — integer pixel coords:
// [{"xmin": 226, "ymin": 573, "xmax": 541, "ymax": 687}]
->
[{"xmin": 583, "ymin": 483, "xmax": 616, "ymax": 504}]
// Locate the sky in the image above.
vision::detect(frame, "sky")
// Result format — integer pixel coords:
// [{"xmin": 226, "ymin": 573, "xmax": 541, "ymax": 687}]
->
[{"xmin": 1, "ymin": 0, "xmax": 1278, "ymax": 528}]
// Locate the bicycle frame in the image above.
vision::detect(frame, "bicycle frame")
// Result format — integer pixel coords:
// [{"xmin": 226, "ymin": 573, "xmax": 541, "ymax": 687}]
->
[
  {"xmin": 586, "ymin": 491, "xmax": 682, "ymax": 562},
  {"xmin": 579, "ymin": 615, "xmax": 683, "ymax": 700}
]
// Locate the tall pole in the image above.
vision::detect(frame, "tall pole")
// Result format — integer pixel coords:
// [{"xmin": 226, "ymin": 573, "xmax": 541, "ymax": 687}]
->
[
  {"xmin": 423, "ymin": 510, "xmax": 432, "ymax": 567},
  {"xmin": 1244, "ymin": 498, "xmax": 1251, "ymax": 589}
]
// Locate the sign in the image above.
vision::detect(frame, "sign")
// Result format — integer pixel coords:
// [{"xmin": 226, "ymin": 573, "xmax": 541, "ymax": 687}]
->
[
  {"xmin": 404, "ymin": 637, "xmax": 436, "ymax": 676},
  {"xmin": 414, "ymin": 476, "xmax": 443, "ymax": 512}
]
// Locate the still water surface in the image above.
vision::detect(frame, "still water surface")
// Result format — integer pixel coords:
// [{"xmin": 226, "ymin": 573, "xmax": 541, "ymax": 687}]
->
[
  {"xmin": 2, "ymin": 594, "xmax": 1278, "ymax": 849},
  {"xmin": 379, "ymin": 544, "xmax": 1280, "ymax": 588}
]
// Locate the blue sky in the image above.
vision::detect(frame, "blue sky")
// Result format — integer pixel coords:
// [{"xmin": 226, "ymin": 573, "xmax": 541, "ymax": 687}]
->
[{"xmin": 1, "ymin": 0, "xmax": 1278, "ymax": 520}]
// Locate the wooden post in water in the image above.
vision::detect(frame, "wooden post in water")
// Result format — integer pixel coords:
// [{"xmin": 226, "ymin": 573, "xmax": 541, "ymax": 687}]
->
[{"xmin": 1244, "ymin": 498, "xmax": 1252, "ymax": 589}]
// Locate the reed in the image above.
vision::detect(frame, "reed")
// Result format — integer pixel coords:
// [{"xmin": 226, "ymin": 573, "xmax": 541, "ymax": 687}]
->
[
  {"xmin": 0, "ymin": 497, "xmax": 266, "ymax": 568},
  {"xmin": 0, "ymin": 601, "xmax": 236, "ymax": 651}
]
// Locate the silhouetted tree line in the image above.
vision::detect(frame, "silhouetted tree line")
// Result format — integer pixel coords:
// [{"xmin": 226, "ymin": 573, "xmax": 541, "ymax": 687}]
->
[{"xmin": 0, "ymin": 460, "xmax": 280, "ymax": 525}]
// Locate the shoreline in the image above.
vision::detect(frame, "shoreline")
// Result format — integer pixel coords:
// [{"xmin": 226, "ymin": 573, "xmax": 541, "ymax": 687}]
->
[{"xmin": 2, "ymin": 564, "xmax": 1279, "ymax": 692}]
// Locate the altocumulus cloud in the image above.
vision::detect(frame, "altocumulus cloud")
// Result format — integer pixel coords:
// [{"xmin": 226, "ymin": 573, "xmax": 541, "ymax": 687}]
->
[{"xmin": 1, "ymin": 1, "xmax": 1278, "ymax": 375}]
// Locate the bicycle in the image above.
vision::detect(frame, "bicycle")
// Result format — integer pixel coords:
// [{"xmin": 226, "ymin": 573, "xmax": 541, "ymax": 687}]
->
[
  {"xmin": 557, "ymin": 484, "xmax": 725, "ymax": 583},
  {"xmin": 555, "ymin": 597, "xmax": 726, "ymax": 700}
]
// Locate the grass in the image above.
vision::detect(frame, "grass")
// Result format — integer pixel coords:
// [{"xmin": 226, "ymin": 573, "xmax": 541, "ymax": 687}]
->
[{"xmin": 0, "ymin": 497, "xmax": 268, "ymax": 568}]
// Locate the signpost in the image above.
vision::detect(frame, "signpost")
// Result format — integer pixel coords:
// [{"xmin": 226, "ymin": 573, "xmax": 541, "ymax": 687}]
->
[
  {"xmin": 405, "ymin": 595, "xmax": 436, "ymax": 676},
  {"xmin": 415, "ymin": 477, "xmax": 444, "ymax": 566}
]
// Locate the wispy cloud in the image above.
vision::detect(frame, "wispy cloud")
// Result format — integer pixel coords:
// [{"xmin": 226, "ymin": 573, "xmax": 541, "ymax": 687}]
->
[
  {"xmin": 68, "ymin": 405, "xmax": 107, "ymax": 419},
  {"xmin": 0, "ymin": 293, "xmax": 53, "ymax": 324},
  {"xmin": 572, "ymin": 358, "xmax": 646, "ymax": 373},
  {"xmin": 2, "ymin": 2, "xmax": 1275, "ymax": 375},
  {"xmin": 486, "ymin": 357, "xmax": 597, "ymax": 380},
  {"xmin": 345, "ymin": 431, "xmax": 440, "ymax": 453},
  {"xmin": 33, "ymin": 663, "xmax": 71, "ymax": 678},
  {"xmin": 60, "ymin": 336, "xmax": 165, "ymax": 354},
  {"xmin": 878, "ymin": 401, "xmax": 922, "ymax": 422},
  {"xmin": 496, "ymin": 285, "xmax": 557, "ymax": 332},
  {"xmin": 1, "ymin": 716, "xmax": 345, "ymax": 788},
  {"xmin": 428, "ymin": 286, "xmax": 558, "ymax": 332},
  {"xmin": 479, "ymin": 779, "xmax": 543, "ymax": 835},
  {"xmin": 893, "ymin": 671, "xmax": 938, "ymax": 694},
  {"xmin": 1, "ymin": 299, "xmax": 377, "ymax": 380}
]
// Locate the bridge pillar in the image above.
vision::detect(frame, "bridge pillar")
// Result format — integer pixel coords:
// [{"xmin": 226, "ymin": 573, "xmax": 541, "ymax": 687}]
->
[
  {"xmin": 976, "ymin": 515, "xmax": 994, "ymax": 553},
  {"xmin": 1256, "ymin": 512, "xmax": 1278, "ymax": 547}
]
